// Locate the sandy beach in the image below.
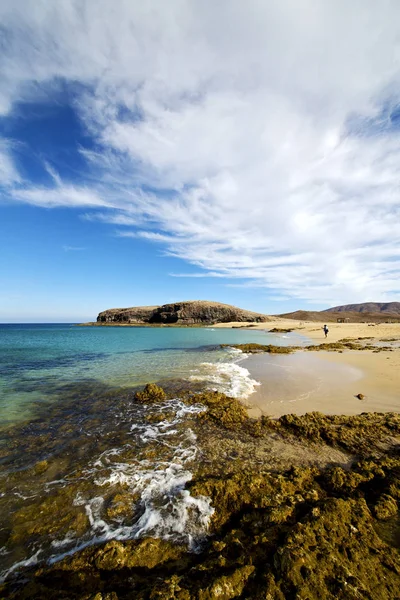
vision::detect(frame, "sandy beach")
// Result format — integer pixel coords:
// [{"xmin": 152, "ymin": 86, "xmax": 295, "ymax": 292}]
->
[{"xmin": 214, "ymin": 319, "xmax": 400, "ymax": 416}]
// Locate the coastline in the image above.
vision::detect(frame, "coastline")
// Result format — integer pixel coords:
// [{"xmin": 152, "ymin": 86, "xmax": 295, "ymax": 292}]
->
[
  {"xmin": 1, "ymin": 323, "xmax": 400, "ymax": 598},
  {"xmin": 214, "ymin": 319, "xmax": 400, "ymax": 417},
  {"xmin": 78, "ymin": 317, "xmax": 400, "ymax": 416}
]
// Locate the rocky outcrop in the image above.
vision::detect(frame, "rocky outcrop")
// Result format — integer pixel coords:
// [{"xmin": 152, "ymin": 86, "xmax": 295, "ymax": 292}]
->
[{"xmin": 97, "ymin": 300, "xmax": 270, "ymax": 325}]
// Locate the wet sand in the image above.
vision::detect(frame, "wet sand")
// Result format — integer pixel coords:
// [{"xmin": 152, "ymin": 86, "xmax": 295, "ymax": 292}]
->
[
  {"xmin": 243, "ymin": 348, "xmax": 400, "ymax": 418},
  {"xmin": 215, "ymin": 319, "xmax": 400, "ymax": 417}
]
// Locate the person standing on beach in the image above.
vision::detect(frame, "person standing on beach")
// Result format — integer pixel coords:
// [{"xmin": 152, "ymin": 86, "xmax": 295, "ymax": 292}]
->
[{"xmin": 323, "ymin": 324, "xmax": 329, "ymax": 338}]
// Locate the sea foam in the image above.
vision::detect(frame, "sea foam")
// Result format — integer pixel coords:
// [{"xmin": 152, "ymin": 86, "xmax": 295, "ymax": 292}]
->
[
  {"xmin": 49, "ymin": 401, "xmax": 213, "ymax": 562},
  {"xmin": 190, "ymin": 359, "xmax": 260, "ymax": 398}
]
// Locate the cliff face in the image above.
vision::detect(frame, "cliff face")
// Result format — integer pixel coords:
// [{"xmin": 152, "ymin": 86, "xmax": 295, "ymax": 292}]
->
[{"xmin": 97, "ymin": 300, "xmax": 269, "ymax": 325}]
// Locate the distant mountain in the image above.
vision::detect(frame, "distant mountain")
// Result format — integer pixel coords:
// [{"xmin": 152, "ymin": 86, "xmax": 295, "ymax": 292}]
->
[
  {"xmin": 323, "ymin": 302, "xmax": 400, "ymax": 315},
  {"xmin": 96, "ymin": 300, "xmax": 270, "ymax": 325},
  {"xmin": 278, "ymin": 302, "xmax": 400, "ymax": 322}
]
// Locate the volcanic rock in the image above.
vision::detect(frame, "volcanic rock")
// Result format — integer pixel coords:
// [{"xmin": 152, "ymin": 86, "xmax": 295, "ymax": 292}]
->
[{"xmin": 97, "ymin": 300, "xmax": 269, "ymax": 325}]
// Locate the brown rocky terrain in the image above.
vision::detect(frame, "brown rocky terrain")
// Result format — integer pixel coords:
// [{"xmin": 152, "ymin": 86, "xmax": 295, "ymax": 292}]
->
[
  {"xmin": 324, "ymin": 302, "xmax": 400, "ymax": 315},
  {"xmin": 96, "ymin": 300, "xmax": 270, "ymax": 325},
  {"xmin": 278, "ymin": 306, "xmax": 400, "ymax": 323}
]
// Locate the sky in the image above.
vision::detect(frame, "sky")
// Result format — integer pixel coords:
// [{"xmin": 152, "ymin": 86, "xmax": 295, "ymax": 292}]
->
[{"xmin": 1, "ymin": 1, "xmax": 400, "ymax": 322}]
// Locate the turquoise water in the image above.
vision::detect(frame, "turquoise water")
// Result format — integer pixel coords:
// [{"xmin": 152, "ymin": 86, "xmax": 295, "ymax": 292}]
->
[
  {"xmin": 0, "ymin": 323, "xmax": 292, "ymax": 426},
  {"xmin": 0, "ymin": 323, "xmax": 301, "ymax": 582}
]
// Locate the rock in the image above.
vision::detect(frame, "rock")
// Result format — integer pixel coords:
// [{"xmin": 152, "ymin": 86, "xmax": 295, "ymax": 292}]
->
[
  {"xmin": 222, "ymin": 343, "xmax": 296, "ymax": 354},
  {"xmin": 356, "ymin": 393, "xmax": 365, "ymax": 400},
  {"xmin": 33, "ymin": 460, "xmax": 49, "ymax": 475},
  {"xmin": 134, "ymin": 383, "xmax": 166, "ymax": 403},
  {"xmin": 272, "ymin": 497, "xmax": 400, "ymax": 598},
  {"xmin": 195, "ymin": 391, "xmax": 249, "ymax": 429},
  {"xmin": 48, "ymin": 538, "xmax": 185, "ymax": 573},
  {"xmin": 197, "ymin": 565, "xmax": 255, "ymax": 599},
  {"xmin": 97, "ymin": 300, "xmax": 269, "ymax": 325},
  {"xmin": 374, "ymin": 494, "xmax": 398, "ymax": 520}
]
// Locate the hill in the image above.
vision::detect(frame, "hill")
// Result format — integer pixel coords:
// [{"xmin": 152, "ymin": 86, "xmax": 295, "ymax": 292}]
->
[
  {"xmin": 96, "ymin": 300, "xmax": 270, "ymax": 325},
  {"xmin": 278, "ymin": 302, "xmax": 400, "ymax": 323},
  {"xmin": 323, "ymin": 302, "xmax": 400, "ymax": 315}
]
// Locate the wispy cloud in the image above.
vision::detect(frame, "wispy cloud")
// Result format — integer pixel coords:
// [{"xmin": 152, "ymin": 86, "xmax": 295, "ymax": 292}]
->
[
  {"xmin": 12, "ymin": 184, "xmax": 109, "ymax": 208},
  {"xmin": 0, "ymin": 140, "xmax": 20, "ymax": 186},
  {"xmin": 0, "ymin": 1, "xmax": 400, "ymax": 304},
  {"xmin": 62, "ymin": 245, "xmax": 86, "ymax": 251}
]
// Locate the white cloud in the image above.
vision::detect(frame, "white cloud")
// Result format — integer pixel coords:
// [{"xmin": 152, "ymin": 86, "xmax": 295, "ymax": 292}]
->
[
  {"xmin": 0, "ymin": 140, "xmax": 20, "ymax": 186},
  {"xmin": 0, "ymin": 1, "xmax": 400, "ymax": 304},
  {"xmin": 12, "ymin": 184, "xmax": 109, "ymax": 208}
]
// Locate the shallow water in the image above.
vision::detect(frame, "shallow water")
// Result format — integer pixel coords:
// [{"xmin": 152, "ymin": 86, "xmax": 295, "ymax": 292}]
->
[
  {"xmin": 0, "ymin": 324, "xmax": 295, "ymax": 426},
  {"xmin": 0, "ymin": 323, "xmax": 299, "ymax": 582}
]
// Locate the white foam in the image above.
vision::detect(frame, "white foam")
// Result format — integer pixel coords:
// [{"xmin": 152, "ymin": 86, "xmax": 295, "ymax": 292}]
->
[
  {"xmin": 48, "ymin": 399, "xmax": 213, "ymax": 564},
  {"xmin": 223, "ymin": 346, "xmax": 244, "ymax": 356},
  {"xmin": 190, "ymin": 361, "xmax": 260, "ymax": 398},
  {"xmin": 1, "ymin": 550, "xmax": 42, "ymax": 582},
  {"xmin": 2, "ymin": 399, "xmax": 213, "ymax": 581},
  {"xmin": 90, "ymin": 402, "xmax": 214, "ymax": 549}
]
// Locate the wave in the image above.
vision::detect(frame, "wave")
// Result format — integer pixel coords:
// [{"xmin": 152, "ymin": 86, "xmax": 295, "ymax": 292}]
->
[
  {"xmin": 189, "ymin": 360, "xmax": 260, "ymax": 398},
  {"xmin": 0, "ymin": 400, "xmax": 214, "ymax": 582}
]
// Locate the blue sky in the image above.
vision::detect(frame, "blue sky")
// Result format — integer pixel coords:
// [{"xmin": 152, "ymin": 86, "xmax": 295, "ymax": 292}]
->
[{"xmin": 1, "ymin": 1, "xmax": 400, "ymax": 322}]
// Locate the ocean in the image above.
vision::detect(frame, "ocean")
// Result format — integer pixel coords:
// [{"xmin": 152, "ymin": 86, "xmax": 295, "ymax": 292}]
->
[{"xmin": 0, "ymin": 323, "xmax": 294, "ymax": 583}]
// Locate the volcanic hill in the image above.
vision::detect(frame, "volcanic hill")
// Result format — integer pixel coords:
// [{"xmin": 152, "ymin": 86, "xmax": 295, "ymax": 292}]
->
[
  {"xmin": 96, "ymin": 300, "xmax": 270, "ymax": 325},
  {"xmin": 278, "ymin": 302, "xmax": 400, "ymax": 323}
]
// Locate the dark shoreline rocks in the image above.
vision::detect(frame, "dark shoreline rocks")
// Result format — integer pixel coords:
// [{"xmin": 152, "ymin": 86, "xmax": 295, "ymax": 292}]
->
[
  {"xmin": 225, "ymin": 338, "xmax": 395, "ymax": 354},
  {"xmin": 2, "ymin": 384, "xmax": 400, "ymax": 599}
]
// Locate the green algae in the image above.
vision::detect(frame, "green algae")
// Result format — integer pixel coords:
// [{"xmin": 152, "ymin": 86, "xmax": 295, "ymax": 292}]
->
[{"xmin": 268, "ymin": 328, "xmax": 294, "ymax": 333}]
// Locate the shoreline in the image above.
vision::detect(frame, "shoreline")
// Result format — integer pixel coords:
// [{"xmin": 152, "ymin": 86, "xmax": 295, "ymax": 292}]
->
[
  {"xmin": 3, "ymin": 381, "xmax": 400, "ymax": 598},
  {"xmin": 1, "ymin": 323, "xmax": 400, "ymax": 597},
  {"xmin": 216, "ymin": 319, "xmax": 400, "ymax": 418}
]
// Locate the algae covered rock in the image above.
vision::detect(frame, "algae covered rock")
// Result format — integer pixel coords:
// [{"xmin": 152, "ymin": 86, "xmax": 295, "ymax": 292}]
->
[
  {"xmin": 134, "ymin": 383, "xmax": 166, "ymax": 403},
  {"xmin": 222, "ymin": 343, "xmax": 296, "ymax": 354},
  {"xmin": 276, "ymin": 411, "xmax": 400, "ymax": 454},
  {"xmin": 33, "ymin": 459, "xmax": 49, "ymax": 475},
  {"xmin": 195, "ymin": 391, "xmax": 248, "ymax": 429},
  {"xmin": 3, "ymin": 374, "xmax": 400, "ymax": 600},
  {"xmin": 374, "ymin": 494, "xmax": 398, "ymax": 520},
  {"xmin": 197, "ymin": 564, "xmax": 255, "ymax": 599},
  {"xmin": 272, "ymin": 497, "xmax": 400, "ymax": 599},
  {"xmin": 43, "ymin": 537, "xmax": 186, "ymax": 573}
]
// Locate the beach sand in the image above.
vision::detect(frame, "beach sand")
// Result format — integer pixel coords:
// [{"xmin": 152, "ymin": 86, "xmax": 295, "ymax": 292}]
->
[{"xmin": 214, "ymin": 319, "xmax": 400, "ymax": 417}]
